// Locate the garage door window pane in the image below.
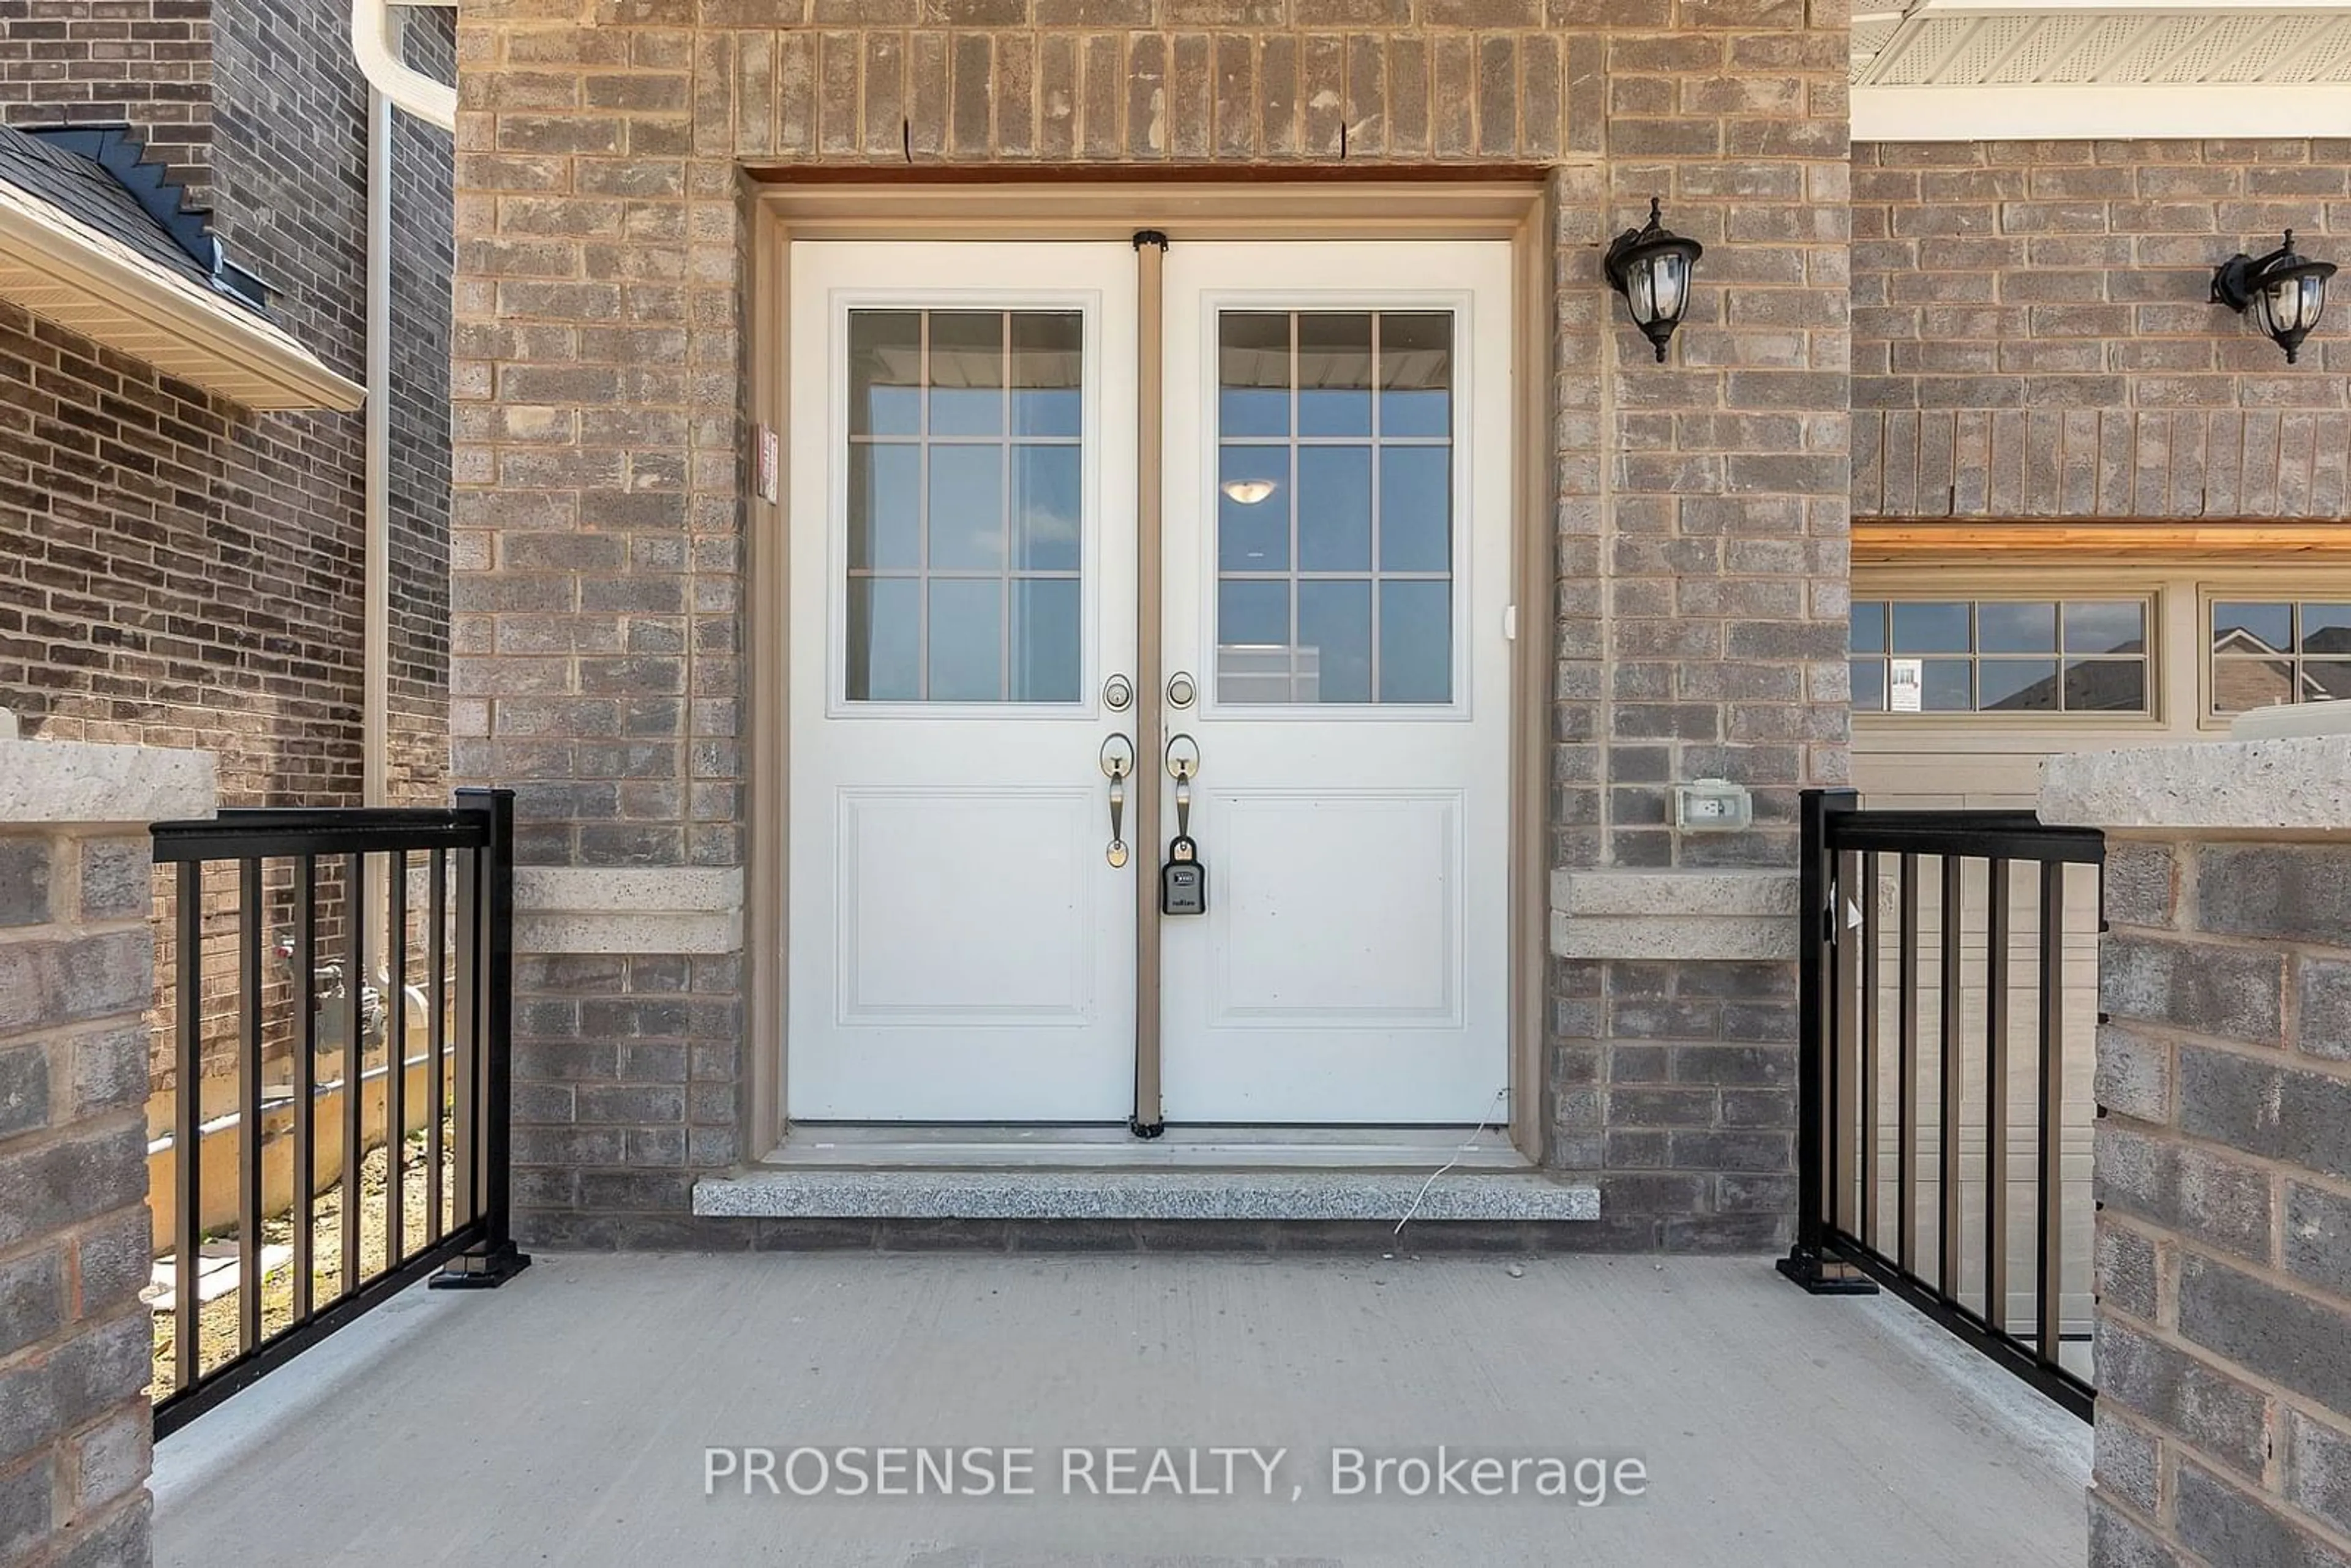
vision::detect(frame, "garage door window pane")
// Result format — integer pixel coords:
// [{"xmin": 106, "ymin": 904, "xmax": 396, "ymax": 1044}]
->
[
  {"xmin": 1979, "ymin": 602, "xmax": 2055, "ymax": 655},
  {"xmin": 2213, "ymin": 599, "xmax": 2351, "ymax": 713},
  {"xmin": 2064, "ymin": 602, "xmax": 2145, "ymax": 656},
  {"xmin": 1854, "ymin": 597, "xmax": 2152, "ymax": 716},
  {"xmin": 1981, "ymin": 659, "xmax": 2058, "ymax": 711}
]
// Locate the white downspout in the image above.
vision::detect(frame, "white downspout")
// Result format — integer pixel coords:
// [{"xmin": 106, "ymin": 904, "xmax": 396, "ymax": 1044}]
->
[{"xmin": 364, "ymin": 78, "xmax": 391, "ymax": 811}]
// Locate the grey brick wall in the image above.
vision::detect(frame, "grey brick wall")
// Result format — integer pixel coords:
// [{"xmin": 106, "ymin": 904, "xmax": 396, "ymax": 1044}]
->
[
  {"xmin": 0, "ymin": 819, "xmax": 160, "ymax": 1568},
  {"xmin": 452, "ymin": 1, "xmax": 1850, "ymax": 1248},
  {"xmin": 1852, "ymin": 138, "xmax": 2351, "ymax": 520},
  {"xmin": 2090, "ymin": 831, "xmax": 2351, "ymax": 1568}
]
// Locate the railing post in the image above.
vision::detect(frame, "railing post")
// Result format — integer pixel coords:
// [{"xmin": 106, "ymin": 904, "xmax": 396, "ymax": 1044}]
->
[
  {"xmin": 433, "ymin": 787, "xmax": 531, "ymax": 1290},
  {"xmin": 1779, "ymin": 787, "xmax": 1876, "ymax": 1295}
]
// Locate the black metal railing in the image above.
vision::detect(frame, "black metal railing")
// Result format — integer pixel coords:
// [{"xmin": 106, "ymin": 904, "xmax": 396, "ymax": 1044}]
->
[
  {"xmin": 148, "ymin": 787, "xmax": 529, "ymax": 1438},
  {"xmin": 1779, "ymin": 788, "xmax": 2102, "ymax": 1419}
]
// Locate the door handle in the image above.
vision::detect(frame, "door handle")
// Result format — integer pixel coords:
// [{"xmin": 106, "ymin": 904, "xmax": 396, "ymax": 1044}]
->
[{"xmin": 1100, "ymin": 734, "xmax": 1135, "ymax": 868}]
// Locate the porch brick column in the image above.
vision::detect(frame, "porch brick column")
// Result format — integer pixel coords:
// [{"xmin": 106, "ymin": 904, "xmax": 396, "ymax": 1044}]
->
[
  {"xmin": 2042, "ymin": 736, "xmax": 2351, "ymax": 1568},
  {"xmin": 0, "ymin": 727, "xmax": 214, "ymax": 1568}
]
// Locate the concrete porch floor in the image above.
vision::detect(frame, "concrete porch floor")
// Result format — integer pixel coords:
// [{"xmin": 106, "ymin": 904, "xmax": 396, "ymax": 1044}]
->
[{"xmin": 153, "ymin": 1253, "xmax": 2090, "ymax": 1567}]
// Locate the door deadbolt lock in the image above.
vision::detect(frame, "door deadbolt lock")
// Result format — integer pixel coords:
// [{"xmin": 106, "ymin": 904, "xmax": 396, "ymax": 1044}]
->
[
  {"xmin": 1103, "ymin": 673, "xmax": 1133, "ymax": 712},
  {"xmin": 1166, "ymin": 671, "xmax": 1197, "ymax": 710}
]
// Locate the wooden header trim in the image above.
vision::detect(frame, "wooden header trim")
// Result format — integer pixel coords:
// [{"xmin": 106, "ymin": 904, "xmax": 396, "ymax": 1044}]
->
[
  {"xmin": 1855, "ymin": 520, "xmax": 2351, "ymax": 563},
  {"xmin": 749, "ymin": 179, "xmax": 1545, "ymax": 241}
]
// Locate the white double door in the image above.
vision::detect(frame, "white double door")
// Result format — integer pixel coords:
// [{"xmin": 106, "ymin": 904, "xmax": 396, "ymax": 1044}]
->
[{"xmin": 787, "ymin": 238, "xmax": 1511, "ymax": 1125}]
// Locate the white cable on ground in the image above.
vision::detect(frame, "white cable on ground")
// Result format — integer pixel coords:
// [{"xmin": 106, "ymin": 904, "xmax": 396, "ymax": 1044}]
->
[{"xmin": 1394, "ymin": 1085, "xmax": 1511, "ymax": 1236}]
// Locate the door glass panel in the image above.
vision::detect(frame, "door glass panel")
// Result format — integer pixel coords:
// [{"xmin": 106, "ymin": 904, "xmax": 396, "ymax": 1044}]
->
[
  {"xmin": 1297, "ymin": 447, "xmax": 1371, "ymax": 572},
  {"xmin": 1378, "ymin": 312, "xmax": 1452, "ymax": 438},
  {"xmin": 843, "ymin": 307, "xmax": 1085, "ymax": 703},
  {"xmin": 1011, "ymin": 580, "xmax": 1081, "ymax": 702},
  {"xmin": 1215, "ymin": 310, "xmax": 1456, "ymax": 705},
  {"xmin": 1011, "ymin": 445, "xmax": 1081, "ymax": 571},
  {"xmin": 1218, "ymin": 312, "xmax": 1291, "ymax": 438},
  {"xmin": 846, "ymin": 578, "xmax": 920, "ymax": 702},
  {"xmin": 928, "ymin": 579, "xmax": 1002, "ymax": 702},
  {"xmin": 928, "ymin": 445, "xmax": 1004, "ymax": 570},
  {"xmin": 1297, "ymin": 580, "xmax": 1373, "ymax": 703},
  {"xmin": 848, "ymin": 444, "xmax": 920, "ymax": 571},
  {"xmin": 1297, "ymin": 312, "xmax": 1373, "ymax": 437},
  {"xmin": 1378, "ymin": 446, "xmax": 1449, "ymax": 573},
  {"xmin": 1217, "ymin": 446, "xmax": 1289, "ymax": 571},
  {"xmin": 926, "ymin": 311, "xmax": 1005, "ymax": 437},
  {"xmin": 1378, "ymin": 580, "xmax": 1452, "ymax": 704}
]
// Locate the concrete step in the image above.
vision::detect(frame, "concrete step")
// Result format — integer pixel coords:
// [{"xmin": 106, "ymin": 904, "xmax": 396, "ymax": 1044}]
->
[{"xmin": 692, "ymin": 1166, "xmax": 1599, "ymax": 1223}]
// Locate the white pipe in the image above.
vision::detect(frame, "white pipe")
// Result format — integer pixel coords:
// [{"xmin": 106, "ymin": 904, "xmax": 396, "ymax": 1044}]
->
[
  {"xmin": 364, "ymin": 78, "xmax": 391, "ymax": 810},
  {"xmin": 352, "ymin": 0, "xmax": 454, "ymax": 132}
]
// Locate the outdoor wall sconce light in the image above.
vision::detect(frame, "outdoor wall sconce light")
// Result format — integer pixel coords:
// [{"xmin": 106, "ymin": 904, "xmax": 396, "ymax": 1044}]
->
[
  {"xmin": 1604, "ymin": 197, "xmax": 1704, "ymax": 362},
  {"xmin": 2211, "ymin": 230, "xmax": 2336, "ymax": 364}
]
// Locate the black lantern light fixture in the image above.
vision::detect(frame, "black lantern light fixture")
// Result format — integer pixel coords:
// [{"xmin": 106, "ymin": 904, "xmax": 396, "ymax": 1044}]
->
[
  {"xmin": 1603, "ymin": 197, "xmax": 1704, "ymax": 362},
  {"xmin": 2211, "ymin": 229, "xmax": 2336, "ymax": 364}
]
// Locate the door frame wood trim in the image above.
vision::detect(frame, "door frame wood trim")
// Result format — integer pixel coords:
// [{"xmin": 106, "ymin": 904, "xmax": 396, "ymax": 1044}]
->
[{"xmin": 742, "ymin": 178, "xmax": 1556, "ymax": 1161}]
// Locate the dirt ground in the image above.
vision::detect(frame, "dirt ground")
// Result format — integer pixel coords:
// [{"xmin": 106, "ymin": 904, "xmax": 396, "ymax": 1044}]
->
[{"xmin": 151, "ymin": 1125, "xmax": 456, "ymax": 1401}]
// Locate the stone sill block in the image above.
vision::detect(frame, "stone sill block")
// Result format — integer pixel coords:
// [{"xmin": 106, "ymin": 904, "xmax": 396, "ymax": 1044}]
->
[
  {"xmin": 1550, "ymin": 869, "xmax": 1799, "ymax": 961},
  {"xmin": 0, "ymin": 733, "xmax": 214, "ymax": 826},
  {"xmin": 693, "ymin": 1169, "xmax": 1601, "ymax": 1223},
  {"xmin": 2041, "ymin": 734, "xmax": 2351, "ymax": 835}
]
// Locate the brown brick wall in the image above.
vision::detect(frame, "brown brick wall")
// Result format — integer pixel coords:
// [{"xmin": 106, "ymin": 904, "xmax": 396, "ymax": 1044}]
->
[
  {"xmin": 2089, "ymin": 832, "xmax": 2351, "ymax": 1568},
  {"xmin": 1853, "ymin": 138, "xmax": 2351, "ymax": 520},
  {"xmin": 0, "ymin": 3, "xmax": 457, "ymax": 1095},
  {"xmin": 453, "ymin": 1, "xmax": 1850, "ymax": 1248}
]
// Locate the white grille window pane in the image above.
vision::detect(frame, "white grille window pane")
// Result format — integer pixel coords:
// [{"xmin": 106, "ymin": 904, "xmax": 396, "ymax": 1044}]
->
[
  {"xmin": 1214, "ymin": 309, "xmax": 1457, "ymax": 707},
  {"xmin": 1297, "ymin": 447, "xmax": 1373, "ymax": 572},
  {"xmin": 848, "ymin": 445, "xmax": 920, "ymax": 572},
  {"xmin": 1379, "ymin": 447, "xmax": 1450, "ymax": 573},
  {"xmin": 1296, "ymin": 312, "xmax": 1373, "ymax": 438},
  {"xmin": 928, "ymin": 579, "xmax": 1002, "ymax": 702},
  {"xmin": 1218, "ymin": 312, "xmax": 1290, "ymax": 438},
  {"xmin": 926, "ymin": 311, "xmax": 1005, "ymax": 437},
  {"xmin": 1378, "ymin": 312, "xmax": 1452, "ymax": 438},
  {"xmin": 1379, "ymin": 580, "xmax": 1453, "ymax": 704},
  {"xmin": 844, "ymin": 307, "xmax": 1085, "ymax": 704},
  {"xmin": 1011, "ymin": 446, "xmax": 1081, "ymax": 572},
  {"xmin": 928, "ymin": 446, "xmax": 1005, "ymax": 571},
  {"xmin": 1217, "ymin": 446, "xmax": 1289, "ymax": 571},
  {"xmin": 1298, "ymin": 580, "xmax": 1374, "ymax": 703},
  {"xmin": 1009, "ymin": 312, "xmax": 1081, "ymax": 438},
  {"xmin": 846, "ymin": 579, "xmax": 920, "ymax": 702},
  {"xmin": 1010, "ymin": 580, "xmax": 1081, "ymax": 703},
  {"xmin": 847, "ymin": 311, "xmax": 921, "ymax": 437}
]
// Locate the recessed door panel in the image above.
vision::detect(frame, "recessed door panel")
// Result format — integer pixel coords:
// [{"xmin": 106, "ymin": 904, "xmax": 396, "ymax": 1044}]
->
[{"xmin": 1207, "ymin": 789, "xmax": 1464, "ymax": 1024}]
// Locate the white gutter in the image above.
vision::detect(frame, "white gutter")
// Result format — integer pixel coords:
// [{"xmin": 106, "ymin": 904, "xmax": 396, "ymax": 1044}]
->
[
  {"xmin": 0, "ymin": 178, "xmax": 362, "ymax": 409},
  {"xmin": 351, "ymin": 0, "xmax": 454, "ymax": 133}
]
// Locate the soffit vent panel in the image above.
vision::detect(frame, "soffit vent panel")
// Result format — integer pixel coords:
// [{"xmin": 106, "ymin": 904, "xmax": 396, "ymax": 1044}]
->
[{"xmin": 1853, "ymin": 7, "xmax": 2351, "ymax": 87}]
